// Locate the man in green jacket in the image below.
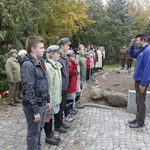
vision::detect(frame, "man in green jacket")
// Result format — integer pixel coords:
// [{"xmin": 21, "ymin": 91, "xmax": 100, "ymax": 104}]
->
[{"xmin": 5, "ymin": 49, "xmax": 21, "ymax": 106}]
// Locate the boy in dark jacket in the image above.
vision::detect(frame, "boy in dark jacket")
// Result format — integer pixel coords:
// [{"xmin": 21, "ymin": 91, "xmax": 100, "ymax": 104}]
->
[
  {"xmin": 21, "ymin": 36, "xmax": 50, "ymax": 150},
  {"xmin": 54, "ymin": 37, "xmax": 71, "ymax": 133}
]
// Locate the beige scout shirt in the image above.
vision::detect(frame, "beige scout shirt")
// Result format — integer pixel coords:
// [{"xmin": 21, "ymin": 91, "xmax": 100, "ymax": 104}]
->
[{"xmin": 5, "ymin": 57, "xmax": 21, "ymax": 82}]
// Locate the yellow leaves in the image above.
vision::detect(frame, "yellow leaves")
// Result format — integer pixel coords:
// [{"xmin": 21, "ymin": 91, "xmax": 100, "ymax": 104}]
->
[
  {"xmin": 127, "ymin": 0, "xmax": 150, "ymax": 34},
  {"xmin": 41, "ymin": 0, "xmax": 94, "ymax": 43}
]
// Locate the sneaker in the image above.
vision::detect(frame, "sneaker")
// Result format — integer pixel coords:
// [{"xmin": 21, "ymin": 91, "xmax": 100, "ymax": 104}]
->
[
  {"xmin": 70, "ymin": 115, "xmax": 75, "ymax": 120},
  {"xmin": 73, "ymin": 107, "xmax": 79, "ymax": 112},
  {"xmin": 70, "ymin": 108, "xmax": 78, "ymax": 115},
  {"xmin": 65, "ymin": 115, "xmax": 75, "ymax": 123},
  {"xmin": 75, "ymin": 103, "xmax": 84, "ymax": 109}
]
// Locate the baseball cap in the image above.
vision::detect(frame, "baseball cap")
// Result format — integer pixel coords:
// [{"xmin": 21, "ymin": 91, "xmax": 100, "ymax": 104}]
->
[
  {"xmin": 46, "ymin": 45, "xmax": 60, "ymax": 53},
  {"xmin": 66, "ymin": 50, "xmax": 75, "ymax": 57},
  {"xmin": 57, "ymin": 37, "xmax": 71, "ymax": 45}
]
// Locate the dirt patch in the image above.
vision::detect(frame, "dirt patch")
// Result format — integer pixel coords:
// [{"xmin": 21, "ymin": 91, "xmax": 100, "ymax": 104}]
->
[{"xmin": 80, "ymin": 68, "xmax": 150, "ymax": 106}]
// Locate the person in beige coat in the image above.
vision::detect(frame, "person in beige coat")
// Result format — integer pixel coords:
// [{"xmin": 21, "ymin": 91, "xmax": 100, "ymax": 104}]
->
[
  {"xmin": 95, "ymin": 46, "xmax": 102, "ymax": 70},
  {"xmin": 5, "ymin": 49, "xmax": 21, "ymax": 106}
]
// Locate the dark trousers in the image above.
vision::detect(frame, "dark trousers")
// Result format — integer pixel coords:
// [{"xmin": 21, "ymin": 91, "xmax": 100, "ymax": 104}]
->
[
  {"xmin": 120, "ymin": 59, "xmax": 126, "ymax": 68},
  {"xmin": 91, "ymin": 68, "xmax": 93, "ymax": 76},
  {"xmin": 127, "ymin": 59, "xmax": 133, "ymax": 69},
  {"xmin": 64, "ymin": 99, "xmax": 73, "ymax": 117},
  {"xmin": 54, "ymin": 90, "xmax": 67, "ymax": 128},
  {"xmin": 75, "ymin": 92, "xmax": 81, "ymax": 103},
  {"xmin": 9, "ymin": 82, "xmax": 20, "ymax": 103},
  {"xmin": 86, "ymin": 68, "xmax": 90, "ymax": 81},
  {"xmin": 23, "ymin": 105, "xmax": 46, "ymax": 150},
  {"xmin": 135, "ymin": 81, "xmax": 149, "ymax": 125},
  {"xmin": 102, "ymin": 60, "xmax": 105, "ymax": 69}
]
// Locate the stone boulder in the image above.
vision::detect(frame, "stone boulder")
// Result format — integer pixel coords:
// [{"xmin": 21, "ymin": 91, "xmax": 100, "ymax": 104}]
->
[
  {"xmin": 91, "ymin": 88, "xmax": 103, "ymax": 100},
  {"xmin": 128, "ymin": 67, "xmax": 134, "ymax": 74},
  {"xmin": 116, "ymin": 69, "xmax": 128, "ymax": 74},
  {"xmin": 91, "ymin": 85, "xmax": 101, "ymax": 89},
  {"xmin": 107, "ymin": 92, "xmax": 127, "ymax": 107},
  {"xmin": 94, "ymin": 72, "xmax": 108, "ymax": 85},
  {"xmin": 103, "ymin": 90, "xmax": 111, "ymax": 99}
]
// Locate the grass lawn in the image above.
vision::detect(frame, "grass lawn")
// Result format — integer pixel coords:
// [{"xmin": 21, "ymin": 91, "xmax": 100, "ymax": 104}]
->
[{"xmin": 105, "ymin": 64, "xmax": 120, "ymax": 68}]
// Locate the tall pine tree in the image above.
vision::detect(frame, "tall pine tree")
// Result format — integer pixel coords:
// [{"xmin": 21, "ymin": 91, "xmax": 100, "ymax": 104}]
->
[{"xmin": 82, "ymin": 0, "xmax": 134, "ymax": 63}]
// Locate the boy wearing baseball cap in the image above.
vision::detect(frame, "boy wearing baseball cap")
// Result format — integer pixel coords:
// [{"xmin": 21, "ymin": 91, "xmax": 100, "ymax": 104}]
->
[{"xmin": 54, "ymin": 37, "xmax": 71, "ymax": 133}]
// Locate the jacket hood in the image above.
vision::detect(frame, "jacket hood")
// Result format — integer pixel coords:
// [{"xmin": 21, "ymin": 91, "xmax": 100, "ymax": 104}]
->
[{"xmin": 22, "ymin": 53, "xmax": 45, "ymax": 66}]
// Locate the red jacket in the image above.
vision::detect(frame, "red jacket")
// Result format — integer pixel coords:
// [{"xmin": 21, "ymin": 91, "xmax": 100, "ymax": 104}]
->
[
  {"xmin": 93, "ymin": 54, "xmax": 97, "ymax": 66},
  {"xmin": 67, "ymin": 61, "xmax": 77, "ymax": 94},
  {"xmin": 86, "ymin": 56, "xmax": 91, "ymax": 69}
]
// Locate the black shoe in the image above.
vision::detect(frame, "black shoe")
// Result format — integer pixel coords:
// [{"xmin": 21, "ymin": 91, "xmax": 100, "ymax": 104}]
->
[
  {"xmin": 54, "ymin": 127, "xmax": 67, "ymax": 133},
  {"xmin": 128, "ymin": 119, "xmax": 137, "ymax": 124},
  {"xmin": 45, "ymin": 136, "xmax": 59, "ymax": 145},
  {"xmin": 18, "ymin": 96, "xmax": 22, "ymax": 99},
  {"xmin": 51, "ymin": 132, "xmax": 61, "ymax": 142},
  {"xmin": 9, "ymin": 103, "xmax": 17, "ymax": 106},
  {"xmin": 62, "ymin": 123, "xmax": 70, "ymax": 129},
  {"xmin": 14, "ymin": 100, "xmax": 22, "ymax": 103},
  {"xmin": 129, "ymin": 122, "xmax": 143, "ymax": 128}
]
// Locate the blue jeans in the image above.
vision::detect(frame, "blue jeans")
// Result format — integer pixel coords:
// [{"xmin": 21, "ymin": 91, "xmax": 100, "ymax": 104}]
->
[{"xmin": 23, "ymin": 105, "xmax": 46, "ymax": 150}]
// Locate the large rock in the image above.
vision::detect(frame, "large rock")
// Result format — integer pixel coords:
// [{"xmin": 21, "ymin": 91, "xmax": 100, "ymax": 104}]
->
[
  {"xmin": 107, "ymin": 92, "xmax": 127, "ymax": 107},
  {"xmin": 128, "ymin": 67, "xmax": 134, "ymax": 74},
  {"xmin": 103, "ymin": 90, "xmax": 111, "ymax": 99},
  {"xmin": 116, "ymin": 69, "xmax": 128, "ymax": 74},
  {"xmin": 91, "ymin": 85, "xmax": 101, "ymax": 89},
  {"xmin": 94, "ymin": 72, "xmax": 108, "ymax": 85},
  {"xmin": 91, "ymin": 88, "xmax": 103, "ymax": 100}
]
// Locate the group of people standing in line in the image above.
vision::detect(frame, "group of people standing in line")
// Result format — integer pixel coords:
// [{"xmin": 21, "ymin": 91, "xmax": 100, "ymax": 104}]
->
[
  {"xmin": 84, "ymin": 45, "xmax": 106, "ymax": 81},
  {"xmin": 5, "ymin": 35, "xmax": 105, "ymax": 150},
  {"xmin": 4, "ymin": 33, "xmax": 150, "ymax": 149}
]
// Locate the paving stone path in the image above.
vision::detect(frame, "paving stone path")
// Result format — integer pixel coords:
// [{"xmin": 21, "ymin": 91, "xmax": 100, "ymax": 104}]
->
[{"xmin": 1, "ymin": 104, "xmax": 150, "ymax": 150}]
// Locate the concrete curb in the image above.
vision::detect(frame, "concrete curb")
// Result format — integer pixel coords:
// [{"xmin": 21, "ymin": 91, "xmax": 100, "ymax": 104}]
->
[
  {"xmin": 83, "ymin": 103, "xmax": 126, "ymax": 112},
  {"xmin": 83, "ymin": 103, "xmax": 115, "ymax": 109}
]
